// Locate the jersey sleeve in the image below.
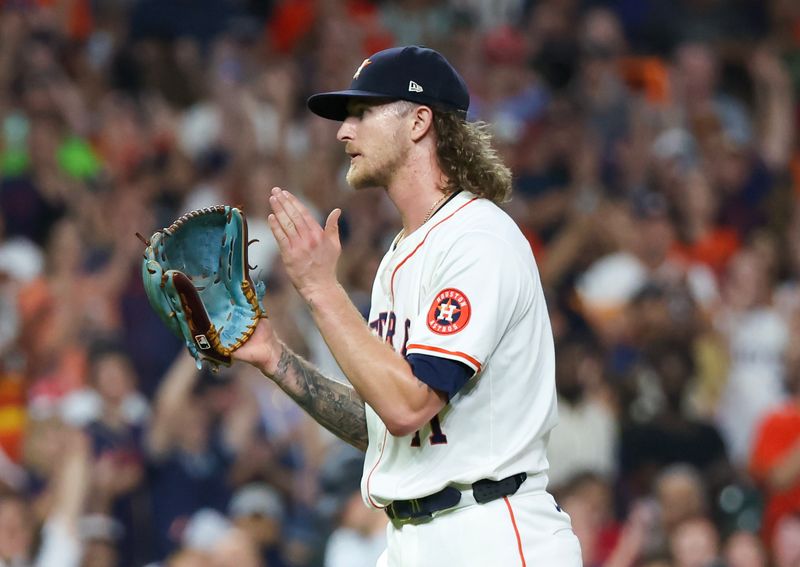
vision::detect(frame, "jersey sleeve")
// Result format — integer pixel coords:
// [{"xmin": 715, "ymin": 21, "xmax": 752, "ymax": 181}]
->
[
  {"xmin": 406, "ymin": 353, "xmax": 472, "ymax": 399},
  {"xmin": 405, "ymin": 230, "xmax": 532, "ymax": 378}
]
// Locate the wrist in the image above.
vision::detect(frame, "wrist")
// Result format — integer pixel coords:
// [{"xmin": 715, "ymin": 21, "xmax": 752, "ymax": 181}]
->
[
  {"xmin": 258, "ymin": 340, "xmax": 286, "ymax": 377},
  {"xmin": 302, "ymin": 281, "xmax": 345, "ymax": 311}
]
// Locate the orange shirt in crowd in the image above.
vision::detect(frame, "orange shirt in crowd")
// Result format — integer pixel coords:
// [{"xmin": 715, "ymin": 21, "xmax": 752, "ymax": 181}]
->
[
  {"xmin": 0, "ymin": 372, "xmax": 25, "ymax": 463},
  {"xmin": 1, "ymin": 0, "xmax": 93, "ymax": 40},
  {"xmin": 671, "ymin": 228, "xmax": 741, "ymax": 279},
  {"xmin": 620, "ymin": 56, "xmax": 671, "ymax": 105},
  {"xmin": 792, "ymin": 153, "xmax": 800, "ymax": 198},
  {"xmin": 750, "ymin": 402, "xmax": 800, "ymax": 544},
  {"xmin": 267, "ymin": 0, "xmax": 392, "ymax": 56},
  {"xmin": 17, "ymin": 278, "xmax": 88, "ymax": 395}
]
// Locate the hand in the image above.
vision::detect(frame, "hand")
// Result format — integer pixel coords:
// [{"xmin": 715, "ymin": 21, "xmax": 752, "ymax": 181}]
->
[
  {"xmin": 92, "ymin": 454, "xmax": 119, "ymax": 497},
  {"xmin": 0, "ymin": 10, "xmax": 26, "ymax": 49},
  {"xmin": 749, "ymin": 46, "xmax": 791, "ymax": 89},
  {"xmin": 603, "ymin": 499, "xmax": 656, "ymax": 567},
  {"xmin": 231, "ymin": 317, "xmax": 283, "ymax": 376},
  {"xmin": 262, "ymin": 64, "xmax": 296, "ymax": 118},
  {"xmin": 268, "ymin": 187, "xmax": 342, "ymax": 302}
]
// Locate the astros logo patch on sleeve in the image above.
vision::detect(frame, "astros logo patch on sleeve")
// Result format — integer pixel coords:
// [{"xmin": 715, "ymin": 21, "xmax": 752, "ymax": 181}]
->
[{"xmin": 427, "ymin": 288, "xmax": 471, "ymax": 335}]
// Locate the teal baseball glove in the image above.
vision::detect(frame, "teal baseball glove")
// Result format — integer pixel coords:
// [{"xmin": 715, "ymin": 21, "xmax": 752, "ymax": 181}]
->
[{"xmin": 140, "ymin": 206, "xmax": 265, "ymax": 368}]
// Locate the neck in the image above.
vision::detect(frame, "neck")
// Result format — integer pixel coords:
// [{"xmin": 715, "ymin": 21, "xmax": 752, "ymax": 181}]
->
[
  {"xmin": 101, "ymin": 405, "xmax": 126, "ymax": 428},
  {"xmin": 387, "ymin": 147, "xmax": 449, "ymax": 234}
]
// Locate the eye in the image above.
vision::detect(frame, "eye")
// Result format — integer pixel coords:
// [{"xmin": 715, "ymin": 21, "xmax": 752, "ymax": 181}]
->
[{"xmin": 347, "ymin": 103, "xmax": 371, "ymax": 119}]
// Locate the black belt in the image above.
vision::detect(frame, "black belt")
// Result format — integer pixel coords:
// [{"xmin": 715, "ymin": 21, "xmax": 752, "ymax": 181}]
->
[{"xmin": 384, "ymin": 472, "xmax": 527, "ymax": 522}]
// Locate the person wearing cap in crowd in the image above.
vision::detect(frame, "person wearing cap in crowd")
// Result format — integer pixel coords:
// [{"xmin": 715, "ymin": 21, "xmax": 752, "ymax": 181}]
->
[
  {"xmin": 233, "ymin": 45, "xmax": 581, "ymax": 566},
  {"xmin": 317, "ymin": 444, "xmax": 387, "ymax": 567},
  {"xmin": 175, "ymin": 508, "xmax": 262, "ymax": 567},
  {"xmin": 228, "ymin": 483, "xmax": 288, "ymax": 567}
]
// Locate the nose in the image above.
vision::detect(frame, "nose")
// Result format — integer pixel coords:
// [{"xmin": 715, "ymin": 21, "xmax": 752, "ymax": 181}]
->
[{"xmin": 336, "ymin": 117, "xmax": 357, "ymax": 142}]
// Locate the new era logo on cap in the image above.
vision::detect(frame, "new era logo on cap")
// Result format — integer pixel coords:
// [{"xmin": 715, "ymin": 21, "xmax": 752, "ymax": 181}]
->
[{"xmin": 307, "ymin": 45, "xmax": 470, "ymax": 121}]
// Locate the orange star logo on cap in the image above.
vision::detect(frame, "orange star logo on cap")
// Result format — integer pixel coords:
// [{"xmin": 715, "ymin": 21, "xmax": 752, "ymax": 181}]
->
[{"xmin": 353, "ymin": 58, "xmax": 372, "ymax": 79}]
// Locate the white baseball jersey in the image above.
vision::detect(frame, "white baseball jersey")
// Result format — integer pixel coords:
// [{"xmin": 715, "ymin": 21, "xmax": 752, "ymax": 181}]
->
[{"xmin": 361, "ymin": 190, "xmax": 559, "ymax": 507}]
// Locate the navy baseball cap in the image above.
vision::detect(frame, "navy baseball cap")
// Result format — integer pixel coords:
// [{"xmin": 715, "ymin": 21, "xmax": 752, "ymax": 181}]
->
[{"xmin": 307, "ymin": 45, "xmax": 470, "ymax": 121}]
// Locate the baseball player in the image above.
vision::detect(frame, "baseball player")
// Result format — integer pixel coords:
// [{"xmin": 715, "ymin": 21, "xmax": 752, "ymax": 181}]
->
[{"xmin": 234, "ymin": 46, "xmax": 582, "ymax": 566}]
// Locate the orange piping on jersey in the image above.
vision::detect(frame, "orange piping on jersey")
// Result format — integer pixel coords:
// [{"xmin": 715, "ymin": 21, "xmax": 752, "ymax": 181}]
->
[
  {"xmin": 390, "ymin": 198, "xmax": 479, "ymax": 301},
  {"xmin": 366, "ymin": 429, "xmax": 389, "ymax": 509},
  {"xmin": 406, "ymin": 343, "xmax": 482, "ymax": 372},
  {"xmin": 503, "ymin": 496, "xmax": 527, "ymax": 566}
]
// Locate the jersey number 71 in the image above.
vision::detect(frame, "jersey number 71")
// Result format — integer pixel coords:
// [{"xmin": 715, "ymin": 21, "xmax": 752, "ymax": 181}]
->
[{"xmin": 410, "ymin": 415, "xmax": 447, "ymax": 446}]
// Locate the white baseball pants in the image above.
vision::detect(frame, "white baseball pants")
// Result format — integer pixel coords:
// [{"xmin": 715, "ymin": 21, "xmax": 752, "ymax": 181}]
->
[{"xmin": 375, "ymin": 489, "xmax": 582, "ymax": 566}]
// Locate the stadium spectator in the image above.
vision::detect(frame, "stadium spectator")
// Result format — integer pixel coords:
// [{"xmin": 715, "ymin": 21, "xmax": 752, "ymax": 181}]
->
[
  {"xmin": 547, "ymin": 329, "xmax": 617, "ymax": 489},
  {"xmin": 722, "ymin": 529, "xmax": 768, "ymax": 567},
  {"xmin": 318, "ymin": 444, "xmax": 386, "ymax": 567},
  {"xmin": 749, "ymin": 318, "xmax": 800, "ymax": 544},
  {"xmin": 0, "ymin": 1, "xmax": 797, "ymax": 564},
  {"xmin": 717, "ymin": 246, "xmax": 789, "ymax": 467},
  {"xmin": 144, "ymin": 354, "xmax": 256, "ymax": 560},
  {"xmin": 228, "ymin": 483, "xmax": 290, "ymax": 567}
]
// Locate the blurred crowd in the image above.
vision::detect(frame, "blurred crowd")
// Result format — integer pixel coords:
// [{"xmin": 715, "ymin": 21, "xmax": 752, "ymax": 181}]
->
[{"xmin": 0, "ymin": 0, "xmax": 799, "ymax": 566}]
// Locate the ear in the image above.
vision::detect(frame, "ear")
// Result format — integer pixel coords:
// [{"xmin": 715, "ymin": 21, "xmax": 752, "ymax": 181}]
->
[{"xmin": 409, "ymin": 105, "xmax": 434, "ymax": 142}]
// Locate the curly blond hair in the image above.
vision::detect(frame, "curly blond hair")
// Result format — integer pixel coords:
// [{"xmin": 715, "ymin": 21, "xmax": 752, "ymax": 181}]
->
[
  {"xmin": 391, "ymin": 101, "xmax": 513, "ymax": 203},
  {"xmin": 433, "ymin": 110, "xmax": 513, "ymax": 204}
]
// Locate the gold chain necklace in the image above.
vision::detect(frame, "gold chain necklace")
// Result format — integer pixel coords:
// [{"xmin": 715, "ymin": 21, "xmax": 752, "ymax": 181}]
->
[
  {"xmin": 423, "ymin": 192, "xmax": 450, "ymax": 224},
  {"xmin": 396, "ymin": 192, "xmax": 450, "ymax": 247}
]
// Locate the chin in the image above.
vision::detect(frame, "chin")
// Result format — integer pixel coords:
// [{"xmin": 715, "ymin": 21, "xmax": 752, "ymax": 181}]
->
[
  {"xmin": 345, "ymin": 169, "xmax": 360, "ymax": 189},
  {"xmin": 347, "ymin": 167, "xmax": 382, "ymax": 190}
]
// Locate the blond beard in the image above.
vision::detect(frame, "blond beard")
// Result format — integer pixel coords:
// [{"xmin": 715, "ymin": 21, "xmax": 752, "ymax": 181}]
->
[
  {"xmin": 346, "ymin": 160, "xmax": 390, "ymax": 190},
  {"xmin": 346, "ymin": 132, "xmax": 409, "ymax": 190}
]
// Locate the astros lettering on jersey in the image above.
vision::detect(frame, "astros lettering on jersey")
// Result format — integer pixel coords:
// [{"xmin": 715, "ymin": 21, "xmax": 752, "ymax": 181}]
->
[{"xmin": 362, "ymin": 190, "xmax": 559, "ymax": 507}]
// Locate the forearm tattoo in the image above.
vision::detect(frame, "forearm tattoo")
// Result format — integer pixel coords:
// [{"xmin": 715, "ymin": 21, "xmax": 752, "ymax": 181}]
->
[{"xmin": 269, "ymin": 346, "xmax": 368, "ymax": 451}]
